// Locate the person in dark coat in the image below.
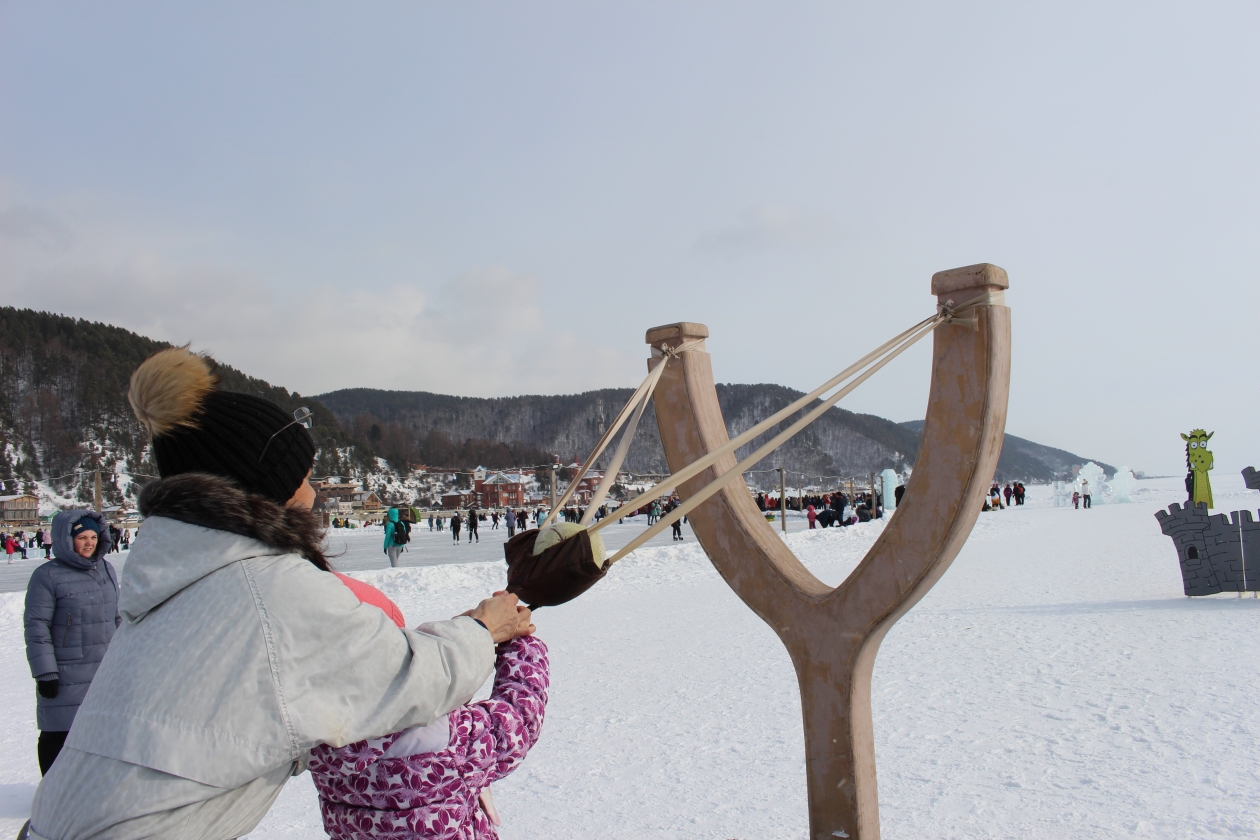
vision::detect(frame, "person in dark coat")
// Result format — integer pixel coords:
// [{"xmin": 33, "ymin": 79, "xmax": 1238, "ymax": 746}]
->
[{"xmin": 23, "ymin": 509, "xmax": 118, "ymax": 775}]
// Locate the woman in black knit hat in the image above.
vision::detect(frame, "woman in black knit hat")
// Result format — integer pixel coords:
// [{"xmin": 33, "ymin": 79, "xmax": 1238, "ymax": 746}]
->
[{"xmin": 26, "ymin": 348, "xmax": 533, "ymax": 840}]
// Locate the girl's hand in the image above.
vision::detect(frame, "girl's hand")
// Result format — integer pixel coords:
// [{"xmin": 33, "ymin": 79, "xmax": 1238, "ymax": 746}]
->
[{"xmin": 479, "ymin": 786, "xmax": 501, "ymax": 826}]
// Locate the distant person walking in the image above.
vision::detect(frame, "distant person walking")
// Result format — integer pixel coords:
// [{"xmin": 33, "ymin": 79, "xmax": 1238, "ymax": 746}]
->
[
  {"xmin": 831, "ymin": 492, "xmax": 847, "ymax": 522},
  {"xmin": 467, "ymin": 508, "xmax": 479, "ymax": 543},
  {"xmin": 505, "ymin": 507, "xmax": 517, "ymax": 538},
  {"xmin": 1003, "ymin": 484, "xmax": 1013, "ymax": 507},
  {"xmin": 490, "ymin": 510, "xmax": 499, "ymax": 530},
  {"xmin": 5, "ymin": 533, "xmax": 15, "ymax": 564},
  {"xmin": 383, "ymin": 508, "xmax": 409, "ymax": 568},
  {"xmin": 23, "ymin": 510, "xmax": 119, "ymax": 775},
  {"xmin": 1072, "ymin": 490, "xmax": 1080, "ymax": 509},
  {"xmin": 1081, "ymin": 480, "xmax": 1092, "ymax": 509},
  {"xmin": 428, "ymin": 513, "xmax": 435, "ymax": 532},
  {"xmin": 450, "ymin": 511, "xmax": 462, "ymax": 543},
  {"xmin": 41, "ymin": 528, "xmax": 53, "ymax": 559}
]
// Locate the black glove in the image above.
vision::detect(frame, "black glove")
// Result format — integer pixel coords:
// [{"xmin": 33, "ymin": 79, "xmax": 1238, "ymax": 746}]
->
[{"xmin": 36, "ymin": 678, "xmax": 59, "ymax": 699}]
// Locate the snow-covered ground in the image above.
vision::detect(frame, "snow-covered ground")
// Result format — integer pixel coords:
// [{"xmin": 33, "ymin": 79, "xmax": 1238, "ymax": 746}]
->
[{"xmin": 3, "ymin": 474, "xmax": 1260, "ymax": 838}]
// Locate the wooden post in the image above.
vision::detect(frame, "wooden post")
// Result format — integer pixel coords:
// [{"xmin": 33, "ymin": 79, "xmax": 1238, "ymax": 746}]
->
[
  {"xmin": 779, "ymin": 466, "xmax": 787, "ymax": 534},
  {"xmin": 94, "ymin": 468, "xmax": 102, "ymax": 514},
  {"xmin": 645, "ymin": 264, "xmax": 1010, "ymax": 839}
]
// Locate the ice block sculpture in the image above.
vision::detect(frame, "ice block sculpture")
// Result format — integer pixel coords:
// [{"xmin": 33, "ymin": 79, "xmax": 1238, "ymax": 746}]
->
[
  {"xmin": 1109, "ymin": 466, "xmax": 1136, "ymax": 503},
  {"xmin": 1052, "ymin": 481, "xmax": 1069, "ymax": 507},
  {"xmin": 881, "ymin": 468, "xmax": 899, "ymax": 511}
]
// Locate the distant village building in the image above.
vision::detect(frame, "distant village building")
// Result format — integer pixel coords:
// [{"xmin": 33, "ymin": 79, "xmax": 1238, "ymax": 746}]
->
[
  {"xmin": 102, "ymin": 504, "xmax": 138, "ymax": 524},
  {"xmin": 313, "ymin": 481, "xmax": 382, "ymax": 514},
  {"xmin": 313, "ymin": 481, "xmax": 359, "ymax": 508},
  {"xmin": 476, "ymin": 472, "xmax": 524, "ymax": 508},
  {"xmin": 0, "ymin": 494, "xmax": 40, "ymax": 528},
  {"xmin": 441, "ymin": 490, "xmax": 476, "ymax": 509},
  {"xmin": 556, "ymin": 459, "xmax": 605, "ymax": 505}
]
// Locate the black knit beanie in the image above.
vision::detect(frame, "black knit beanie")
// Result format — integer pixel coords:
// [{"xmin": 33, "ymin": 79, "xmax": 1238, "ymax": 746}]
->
[{"xmin": 129, "ymin": 348, "xmax": 316, "ymax": 505}]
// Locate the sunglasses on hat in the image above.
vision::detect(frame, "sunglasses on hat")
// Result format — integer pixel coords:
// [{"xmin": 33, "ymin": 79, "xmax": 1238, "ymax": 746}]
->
[{"xmin": 257, "ymin": 407, "xmax": 314, "ymax": 465}]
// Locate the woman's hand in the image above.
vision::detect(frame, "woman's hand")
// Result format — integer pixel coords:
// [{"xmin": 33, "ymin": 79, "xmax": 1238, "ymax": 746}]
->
[{"xmin": 464, "ymin": 592, "xmax": 534, "ymax": 643}]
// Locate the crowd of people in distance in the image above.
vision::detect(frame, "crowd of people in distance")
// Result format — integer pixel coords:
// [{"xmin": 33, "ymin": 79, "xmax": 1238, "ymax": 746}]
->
[
  {"xmin": 755, "ymin": 488, "xmax": 891, "ymax": 528},
  {"xmin": 324, "ymin": 495, "xmax": 696, "ymax": 564},
  {"xmin": 983, "ymin": 482, "xmax": 1027, "ymax": 511}
]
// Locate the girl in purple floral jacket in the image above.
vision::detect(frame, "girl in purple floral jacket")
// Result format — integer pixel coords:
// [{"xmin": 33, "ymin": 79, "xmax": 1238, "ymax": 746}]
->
[{"xmin": 310, "ymin": 579, "xmax": 549, "ymax": 840}]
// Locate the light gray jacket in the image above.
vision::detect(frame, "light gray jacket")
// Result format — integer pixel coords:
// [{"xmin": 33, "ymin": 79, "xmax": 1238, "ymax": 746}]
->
[{"xmin": 60, "ymin": 515, "xmax": 495, "ymax": 790}]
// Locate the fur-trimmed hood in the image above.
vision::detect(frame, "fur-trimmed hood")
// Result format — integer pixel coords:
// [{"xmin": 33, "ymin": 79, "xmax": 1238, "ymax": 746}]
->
[
  {"xmin": 121, "ymin": 473, "xmax": 328, "ymax": 622},
  {"xmin": 51, "ymin": 508, "xmax": 114, "ymax": 569}
]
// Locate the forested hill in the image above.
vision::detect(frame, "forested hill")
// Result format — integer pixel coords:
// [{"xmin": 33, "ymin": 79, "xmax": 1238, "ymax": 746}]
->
[
  {"xmin": 319, "ymin": 389, "xmax": 1107, "ymax": 483},
  {"xmin": 317, "ymin": 385, "xmax": 921, "ymax": 486},
  {"xmin": 0, "ymin": 306, "xmax": 1103, "ymax": 510},
  {"xmin": 0, "ymin": 307, "xmax": 369, "ymax": 505}
]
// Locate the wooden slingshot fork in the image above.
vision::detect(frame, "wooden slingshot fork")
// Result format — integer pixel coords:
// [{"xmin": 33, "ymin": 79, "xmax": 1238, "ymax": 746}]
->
[{"xmin": 645, "ymin": 264, "xmax": 1010, "ymax": 840}]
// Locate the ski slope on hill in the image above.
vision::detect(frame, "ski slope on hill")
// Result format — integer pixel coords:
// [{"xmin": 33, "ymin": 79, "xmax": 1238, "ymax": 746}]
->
[{"xmin": 2, "ymin": 476, "xmax": 1259, "ymax": 838}]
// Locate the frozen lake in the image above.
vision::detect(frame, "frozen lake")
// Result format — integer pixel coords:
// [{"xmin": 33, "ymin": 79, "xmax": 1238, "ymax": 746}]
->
[{"xmin": 4, "ymin": 475, "xmax": 1259, "ymax": 838}]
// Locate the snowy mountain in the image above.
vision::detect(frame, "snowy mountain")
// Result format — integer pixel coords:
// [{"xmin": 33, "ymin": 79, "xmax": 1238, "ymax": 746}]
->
[
  {"xmin": 0, "ymin": 307, "xmax": 1102, "ymax": 517},
  {"xmin": 899, "ymin": 420, "xmax": 1113, "ymax": 481},
  {"xmin": 316, "ymin": 383, "xmax": 921, "ymax": 487}
]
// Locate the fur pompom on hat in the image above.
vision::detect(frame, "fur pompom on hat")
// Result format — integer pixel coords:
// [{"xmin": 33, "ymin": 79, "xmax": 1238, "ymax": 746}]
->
[{"xmin": 129, "ymin": 347, "xmax": 316, "ymax": 505}]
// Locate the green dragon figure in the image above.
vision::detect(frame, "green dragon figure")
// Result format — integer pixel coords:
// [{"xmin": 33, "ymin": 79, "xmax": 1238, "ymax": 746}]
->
[{"xmin": 1181, "ymin": 429, "xmax": 1214, "ymax": 509}]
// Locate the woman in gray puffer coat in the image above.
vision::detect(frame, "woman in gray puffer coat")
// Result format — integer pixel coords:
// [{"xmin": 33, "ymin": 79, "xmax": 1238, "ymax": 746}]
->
[
  {"xmin": 26, "ymin": 347, "xmax": 530, "ymax": 840},
  {"xmin": 23, "ymin": 509, "xmax": 118, "ymax": 775}
]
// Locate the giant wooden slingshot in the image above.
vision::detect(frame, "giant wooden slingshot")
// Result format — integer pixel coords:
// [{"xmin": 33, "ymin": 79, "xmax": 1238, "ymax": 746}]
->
[
  {"xmin": 504, "ymin": 263, "xmax": 1009, "ymax": 837},
  {"xmin": 646, "ymin": 263, "xmax": 1009, "ymax": 839}
]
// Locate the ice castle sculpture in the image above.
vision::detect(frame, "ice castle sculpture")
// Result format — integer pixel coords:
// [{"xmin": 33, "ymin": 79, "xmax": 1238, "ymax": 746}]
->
[
  {"xmin": 1077, "ymin": 462, "xmax": 1107, "ymax": 504},
  {"xmin": 1052, "ymin": 481, "xmax": 1069, "ymax": 507},
  {"xmin": 1157, "ymin": 467, "xmax": 1260, "ymax": 596},
  {"xmin": 1108, "ymin": 466, "xmax": 1136, "ymax": 503}
]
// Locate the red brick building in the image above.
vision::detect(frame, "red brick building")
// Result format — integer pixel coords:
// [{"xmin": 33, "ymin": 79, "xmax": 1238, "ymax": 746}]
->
[{"xmin": 475, "ymin": 473, "xmax": 525, "ymax": 508}]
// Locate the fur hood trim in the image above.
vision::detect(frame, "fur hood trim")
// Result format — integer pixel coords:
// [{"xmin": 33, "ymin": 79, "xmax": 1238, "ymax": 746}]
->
[{"xmin": 138, "ymin": 473, "xmax": 329, "ymax": 571}]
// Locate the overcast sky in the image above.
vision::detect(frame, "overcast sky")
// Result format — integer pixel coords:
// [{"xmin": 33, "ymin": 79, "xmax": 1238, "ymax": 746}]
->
[{"xmin": 1, "ymin": 2, "xmax": 1257, "ymax": 475}]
